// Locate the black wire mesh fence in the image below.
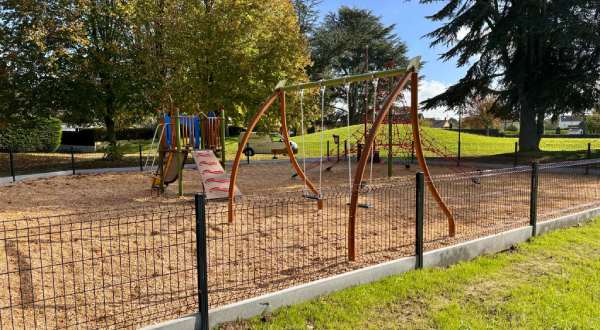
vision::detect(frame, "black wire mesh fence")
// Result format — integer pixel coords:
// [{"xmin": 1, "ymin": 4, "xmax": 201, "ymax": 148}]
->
[
  {"xmin": 0, "ymin": 203, "xmax": 198, "ymax": 329},
  {"xmin": 424, "ymin": 167, "xmax": 533, "ymax": 250},
  {"xmin": 1, "ymin": 158, "xmax": 599, "ymax": 328},
  {"xmin": 537, "ymin": 159, "xmax": 600, "ymax": 221}
]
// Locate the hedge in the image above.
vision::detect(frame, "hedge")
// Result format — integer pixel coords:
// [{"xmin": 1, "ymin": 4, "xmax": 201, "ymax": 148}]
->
[
  {"xmin": 59, "ymin": 127, "xmax": 155, "ymax": 146},
  {"xmin": 0, "ymin": 117, "xmax": 62, "ymax": 152}
]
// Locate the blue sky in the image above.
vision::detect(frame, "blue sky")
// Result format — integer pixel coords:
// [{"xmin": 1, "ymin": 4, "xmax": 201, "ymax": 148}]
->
[{"xmin": 316, "ymin": 0, "xmax": 467, "ymax": 118}]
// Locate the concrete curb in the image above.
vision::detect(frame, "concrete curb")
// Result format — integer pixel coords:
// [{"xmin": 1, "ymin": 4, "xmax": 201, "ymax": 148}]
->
[
  {"xmin": 0, "ymin": 163, "xmax": 199, "ymax": 186},
  {"xmin": 537, "ymin": 206, "xmax": 600, "ymax": 236},
  {"xmin": 141, "ymin": 206, "xmax": 600, "ymax": 330}
]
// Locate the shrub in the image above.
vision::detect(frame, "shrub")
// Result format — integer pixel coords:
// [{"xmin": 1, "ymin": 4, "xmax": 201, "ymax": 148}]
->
[
  {"xmin": 0, "ymin": 117, "xmax": 62, "ymax": 152},
  {"xmin": 102, "ymin": 143, "xmax": 125, "ymax": 161}
]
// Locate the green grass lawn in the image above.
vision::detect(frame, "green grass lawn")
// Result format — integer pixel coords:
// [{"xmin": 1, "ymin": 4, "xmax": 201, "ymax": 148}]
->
[
  {"xmin": 225, "ymin": 217, "xmax": 600, "ymax": 329},
  {"xmin": 115, "ymin": 127, "xmax": 597, "ymax": 165}
]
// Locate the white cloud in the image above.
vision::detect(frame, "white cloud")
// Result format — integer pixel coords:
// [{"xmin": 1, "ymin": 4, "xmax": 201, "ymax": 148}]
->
[{"xmin": 402, "ymin": 80, "xmax": 457, "ymax": 120}]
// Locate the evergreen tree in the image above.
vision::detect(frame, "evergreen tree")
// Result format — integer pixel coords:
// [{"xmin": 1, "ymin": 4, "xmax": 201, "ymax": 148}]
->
[
  {"xmin": 310, "ymin": 7, "xmax": 409, "ymax": 125},
  {"xmin": 421, "ymin": 0, "xmax": 600, "ymax": 151}
]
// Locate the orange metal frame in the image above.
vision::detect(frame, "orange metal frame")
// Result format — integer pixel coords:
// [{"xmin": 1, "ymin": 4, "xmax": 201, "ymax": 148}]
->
[{"xmin": 227, "ymin": 67, "xmax": 455, "ymax": 260}]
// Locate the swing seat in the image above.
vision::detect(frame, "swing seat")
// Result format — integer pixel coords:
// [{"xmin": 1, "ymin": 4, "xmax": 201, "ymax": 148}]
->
[
  {"xmin": 345, "ymin": 202, "xmax": 373, "ymax": 209},
  {"xmin": 303, "ymin": 194, "xmax": 321, "ymax": 201}
]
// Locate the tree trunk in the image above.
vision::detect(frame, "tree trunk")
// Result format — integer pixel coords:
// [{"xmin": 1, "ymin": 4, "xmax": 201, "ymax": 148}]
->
[
  {"xmin": 518, "ymin": 108, "xmax": 541, "ymax": 152},
  {"xmin": 104, "ymin": 114, "xmax": 116, "ymax": 146},
  {"xmin": 104, "ymin": 94, "xmax": 117, "ymax": 146}
]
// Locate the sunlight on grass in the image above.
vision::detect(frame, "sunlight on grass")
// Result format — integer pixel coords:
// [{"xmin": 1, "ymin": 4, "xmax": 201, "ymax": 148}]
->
[{"xmin": 226, "ymin": 217, "xmax": 600, "ymax": 329}]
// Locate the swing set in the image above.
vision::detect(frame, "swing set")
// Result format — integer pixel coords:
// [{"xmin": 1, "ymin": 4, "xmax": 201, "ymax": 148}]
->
[{"xmin": 227, "ymin": 57, "xmax": 455, "ymax": 261}]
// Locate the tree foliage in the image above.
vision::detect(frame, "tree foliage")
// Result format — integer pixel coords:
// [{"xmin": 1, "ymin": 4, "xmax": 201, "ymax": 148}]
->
[
  {"xmin": 461, "ymin": 96, "xmax": 500, "ymax": 132},
  {"xmin": 421, "ymin": 0, "xmax": 600, "ymax": 151},
  {"xmin": 309, "ymin": 7, "xmax": 409, "ymax": 126},
  {"xmin": 1, "ymin": 0, "xmax": 312, "ymax": 139}
]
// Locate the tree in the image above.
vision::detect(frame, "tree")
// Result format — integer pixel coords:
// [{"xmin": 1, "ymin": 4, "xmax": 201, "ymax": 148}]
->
[
  {"xmin": 60, "ymin": 0, "xmax": 152, "ymax": 146},
  {"xmin": 132, "ymin": 0, "xmax": 312, "ymax": 131},
  {"xmin": 420, "ymin": 0, "xmax": 600, "ymax": 151},
  {"xmin": 462, "ymin": 96, "xmax": 500, "ymax": 134},
  {"xmin": 0, "ymin": 0, "xmax": 81, "ymax": 122},
  {"xmin": 310, "ymin": 7, "xmax": 409, "ymax": 126},
  {"xmin": 292, "ymin": 0, "xmax": 322, "ymax": 36}
]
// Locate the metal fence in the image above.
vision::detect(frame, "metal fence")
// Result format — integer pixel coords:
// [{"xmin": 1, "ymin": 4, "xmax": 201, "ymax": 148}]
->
[
  {"xmin": 0, "ymin": 203, "xmax": 198, "ymax": 329},
  {"xmin": 1, "ymin": 159, "xmax": 599, "ymax": 329}
]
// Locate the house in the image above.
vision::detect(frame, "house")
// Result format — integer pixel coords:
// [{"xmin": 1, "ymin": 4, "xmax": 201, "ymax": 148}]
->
[
  {"xmin": 558, "ymin": 115, "xmax": 583, "ymax": 129},
  {"xmin": 430, "ymin": 118, "xmax": 455, "ymax": 129}
]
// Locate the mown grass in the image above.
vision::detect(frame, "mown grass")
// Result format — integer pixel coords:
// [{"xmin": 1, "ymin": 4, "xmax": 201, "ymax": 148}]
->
[
  {"xmin": 3, "ymin": 127, "xmax": 596, "ymax": 177},
  {"xmin": 89, "ymin": 126, "xmax": 600, "ymax": 160},
  {"xmin": 224, "ymin": 217, "xmax": 600, "ymax": 329}
]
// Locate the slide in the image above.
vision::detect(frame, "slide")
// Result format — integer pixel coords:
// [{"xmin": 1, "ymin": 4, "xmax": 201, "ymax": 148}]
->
[
  {"xmin": 151, "ymin": 150, "xmax": 188, "ymax": 188},
  {"xmin": 192, "ymin": 150, "xmax": 242, "ymax": 200}
]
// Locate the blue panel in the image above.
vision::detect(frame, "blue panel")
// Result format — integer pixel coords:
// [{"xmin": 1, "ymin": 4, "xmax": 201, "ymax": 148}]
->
[
  {"xmin": 164, "ymin": 114, "xmax": 172, "ymax": 147},
  {"xmin": 194, "ymin": 116, "xmax": 201, "ymax": 149}
]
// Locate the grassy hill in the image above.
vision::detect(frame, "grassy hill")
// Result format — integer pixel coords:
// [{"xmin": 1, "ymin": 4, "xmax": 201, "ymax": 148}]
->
[
  {"xmin": 288, "ymin": 125, "xmax": 598, "ymax": 158},
  {"xmin": 219, "ymin": 125, "xmax": 597, "ymax": 163}
]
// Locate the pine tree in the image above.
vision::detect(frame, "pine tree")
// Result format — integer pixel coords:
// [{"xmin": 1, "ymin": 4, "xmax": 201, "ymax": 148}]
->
[{"xmin": 421, "ymin": 0, "xmax": 600, "ymax": 151}]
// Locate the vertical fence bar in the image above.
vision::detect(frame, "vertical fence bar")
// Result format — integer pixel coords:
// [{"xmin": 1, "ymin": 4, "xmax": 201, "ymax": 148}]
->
[
  {"xmin": 337, "ymin": 140, "xmax": 340, "ymax": 161},
  {"xmin": 357, "ymin": 143, "xmax": 362, "ymax": 161},
  {"xmin": 70, "ymin": 147, "xmax": 76, "ymax": 175},
  {"xmin": 388, "ymin": 109, "xmax": 393, "ymax": 177},
  {"xmin": 457, "ymin": 136, "xmax": 461, "ymax": 167},
  {"xmin": 411, "ymin": 140, "xmax": 415, "ymax": 164},
  {"xmin": 139, "ymin": 144, "xmax": 144, "ymax": 172},
  {"xmin": 585, "ymin": 142, "xmax": 591, "ymax": 175},
  {"xmin": 530, "ymin": 162, "xmax": 539, "ymax": 236},
  {"xmin": 344, "ymin": 140, "xmax": 348, "ymax": 159},
  {"xmin": 326, "ymin": 140, "xmax": 330, "ymax": 161},
  {"xmin": 9, "ymin": 149, "xmax": 16, "ymax": 182},
  {"xmin": 416, "ymin": 172, "xmax": 424, "ymax": 269},
  {"xmin": 195, "ymin": 194, "xmax": 209, "ymax": 330},
  {"xmin": 513, "ymin": 142, "xmax": 519, "ymax": 167},
  {"xmin": 246, "ymin": 143, "xmax": 250, "ymax": 164}
]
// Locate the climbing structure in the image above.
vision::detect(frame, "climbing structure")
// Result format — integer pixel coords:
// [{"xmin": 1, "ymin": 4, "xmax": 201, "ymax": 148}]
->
[
  {"xmin": 227, "ymin": 57, "xmax": 456, "ymax": 261},
  {"xmin": 351, "ymin": 103, "xmax": 459, "ymax": 165}
]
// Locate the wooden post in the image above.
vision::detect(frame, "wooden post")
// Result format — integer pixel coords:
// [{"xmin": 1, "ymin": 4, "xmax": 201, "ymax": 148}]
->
[
  {"xmin": 408, "ymin": 71, "xmax": 455, "ymax": 237},
  {"xmin": 221, "ymin": 108, "xmax": 226, "ymax": 166},
  {"xmin": 348, "ymin": 71, "xmax": 413, "ymax": 261}
]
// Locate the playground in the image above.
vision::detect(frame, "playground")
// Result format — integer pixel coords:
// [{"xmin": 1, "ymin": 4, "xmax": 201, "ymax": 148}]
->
[
  {"xmin": 1, "ymin": 59, "xmax": 599, "ymax": 330},
  {"xmin": 0, "ymin": 151, "xmax": 599, "ymax": 329}
]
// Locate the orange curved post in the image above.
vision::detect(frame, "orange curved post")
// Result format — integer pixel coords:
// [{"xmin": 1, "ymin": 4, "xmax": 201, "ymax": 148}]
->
[
  {"xmin": 278, "ymin": 91, "xmax": 323, "ymax": 209},
  {"xmin": 228, "ymin": 92, "xmax": 278, "ymax": 223},
  {"xmin": 348, "ymin": 71, "xmax": 412, "ymax": 261},
  {"xmin": 409, "ymin": 71, "xmax": 455, "ymax": 237}
]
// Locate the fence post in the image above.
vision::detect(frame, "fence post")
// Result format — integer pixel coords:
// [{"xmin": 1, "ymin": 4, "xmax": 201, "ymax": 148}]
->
[
  {"xmin": 513, "ymin": 142, "xmax": 519, "ymax": 167},
  {"xmin": 530, "ymin": 162, "xmax": 539, "ymax": 236},
  {"xmin": 415, "ymin": 172, "xmax": 424, "ymax": 269},
  {"xmin": 9, "ymin": 149, "xmax": 16, "ymax": 182},
  {"xmin": 585, "ymin": 142, "xmax": 591, "ymax": 175},
  {"xmin": 344, "ymin": 140, "xmax": 348, "ymax": 160},
  {"xmin": 195, "ymin": 194, "xmax": 209, "ymax": 330},
  {"xmin": 70, "ymin": 147, "xmax": 76, "ymax": 175},
  {"xmin": 139, "ymin": 144, "xmax": 144, "ymax": 172},
  {"xmin": 246, "ymin": 143, "xmax": 250, "ymax": 165},
  {"xmin": 457, "ymin": 138, "xmax": 461, "ymax": 167}
]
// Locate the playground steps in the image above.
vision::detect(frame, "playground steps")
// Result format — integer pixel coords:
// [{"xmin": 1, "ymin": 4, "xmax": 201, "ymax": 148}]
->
[{"xmin": 192, "ymin": 150, "xmax": 241, "ymax": 200}]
